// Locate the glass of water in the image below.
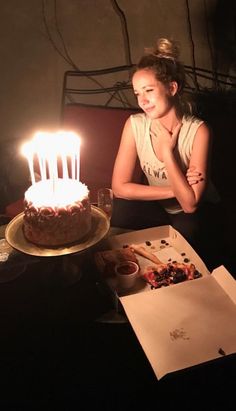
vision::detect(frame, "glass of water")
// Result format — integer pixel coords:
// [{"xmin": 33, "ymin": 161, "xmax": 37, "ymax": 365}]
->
[{"xmin": 97, "ymin": 188, "xmax": 113, "ymax": 219}]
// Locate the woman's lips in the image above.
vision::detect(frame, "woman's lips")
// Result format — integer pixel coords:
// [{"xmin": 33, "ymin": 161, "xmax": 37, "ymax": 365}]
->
[{"xmin": 144, "ymin": 106, "xmax": 155, "ymax": 114}]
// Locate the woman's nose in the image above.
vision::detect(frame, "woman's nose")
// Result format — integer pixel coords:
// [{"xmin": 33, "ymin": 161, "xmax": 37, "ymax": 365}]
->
[{"xmin": 139, "ymin": 95, "xmax": 148, "ymax": 105}]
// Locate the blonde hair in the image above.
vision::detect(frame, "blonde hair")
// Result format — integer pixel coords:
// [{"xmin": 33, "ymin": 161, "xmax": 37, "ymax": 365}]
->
[{"xmin": 146, "ymin": 38, "xmax": 180, "ymax": 61}]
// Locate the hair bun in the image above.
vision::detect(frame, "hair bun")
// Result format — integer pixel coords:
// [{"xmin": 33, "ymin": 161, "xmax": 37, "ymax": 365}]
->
[{"xmin": 155, "ymin": 38, "xmax": 180, "ymax": 60}]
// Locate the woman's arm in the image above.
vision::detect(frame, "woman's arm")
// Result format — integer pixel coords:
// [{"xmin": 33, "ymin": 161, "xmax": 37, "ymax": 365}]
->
[
  {"xmin": 112, "ymin": 117, "xmax": 175, "ymax": 200},
  {"xmin": 162, "ymin": 122, "xmax": 211, "ymax": 213}
]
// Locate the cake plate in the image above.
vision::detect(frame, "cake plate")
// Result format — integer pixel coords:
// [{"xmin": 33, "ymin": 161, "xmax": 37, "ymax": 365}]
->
[{"xmin": 5, "ymin": 205, "xmax": 110, "ymax": 286}]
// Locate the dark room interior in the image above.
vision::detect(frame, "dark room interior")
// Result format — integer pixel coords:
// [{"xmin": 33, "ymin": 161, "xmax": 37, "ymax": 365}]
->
[{"xmin": 0, "ymin": 1, "xmax": 236, "ymax": 409}]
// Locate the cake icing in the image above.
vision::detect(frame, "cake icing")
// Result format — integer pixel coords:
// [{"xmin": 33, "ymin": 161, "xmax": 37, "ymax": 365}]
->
[{"xmin": 23, "ymin": 179, "xmax": 91, "ymax": 247}]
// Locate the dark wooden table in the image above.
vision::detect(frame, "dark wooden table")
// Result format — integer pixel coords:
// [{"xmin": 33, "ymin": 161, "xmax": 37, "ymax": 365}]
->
[{"xmin": 0, "ymin": 225, "xmax": 236, "ymax": 410}]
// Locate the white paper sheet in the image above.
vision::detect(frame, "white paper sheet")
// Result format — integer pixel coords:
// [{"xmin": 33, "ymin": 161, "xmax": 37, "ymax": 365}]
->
[
  {"xmin": 100, "ymin": 226, "xmax": 236, "ymax": 379},
  {"xmin": 120, "ymin": 274, "xmax": 236, "ymax": 379}
]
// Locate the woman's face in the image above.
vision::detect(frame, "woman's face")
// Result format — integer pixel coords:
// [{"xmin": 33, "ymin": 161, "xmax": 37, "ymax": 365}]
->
[{"xmin": 132, "ymin": 69, "xmax": 176, "ymax": 119}]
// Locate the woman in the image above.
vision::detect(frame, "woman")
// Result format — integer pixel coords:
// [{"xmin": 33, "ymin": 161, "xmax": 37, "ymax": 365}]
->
[{"xmin": 111, "ymin": 38, "xmax": 220, "ymax": 266}]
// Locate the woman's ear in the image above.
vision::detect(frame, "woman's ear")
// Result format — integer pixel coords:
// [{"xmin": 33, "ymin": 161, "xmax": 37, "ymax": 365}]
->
[{"xmin": 169, "ymin": 81, "xmax": 178, "ymax": 96}]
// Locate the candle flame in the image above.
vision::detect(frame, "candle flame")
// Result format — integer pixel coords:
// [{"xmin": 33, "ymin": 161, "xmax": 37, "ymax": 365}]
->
[{"xmin": 22, "ymin": 130, "xmax": 81, "ymax": 184}]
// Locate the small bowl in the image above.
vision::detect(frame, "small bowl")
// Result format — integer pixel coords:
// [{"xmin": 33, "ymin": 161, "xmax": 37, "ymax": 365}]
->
[{"xmin": 115, "ymin": 260, "xmax": 139, "ymax": 290}]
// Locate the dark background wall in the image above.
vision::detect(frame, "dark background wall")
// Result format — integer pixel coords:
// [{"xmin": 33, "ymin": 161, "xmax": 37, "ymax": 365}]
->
[{"xmin": 1, "ymin": 0, "xmax": 235, "ymax": 142}]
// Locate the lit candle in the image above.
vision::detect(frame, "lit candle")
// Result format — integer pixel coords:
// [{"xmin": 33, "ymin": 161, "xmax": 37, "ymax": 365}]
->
[
  {"xmin": 21, "ymin": 142, "xmax": 35, "ymax": 185},
  {"xmin": 56, "ymin": 131, "xmax": 81, "ymax": 181},
  {"xmin": 76, "ymin": 146, "xmax": 80, "ymax": 181},
  {"xmin": 71, "ymin": 153, "xmax": 75, "ymax": 180},
  {"xmin": 34, "ymin": 132, "xmax": 48, "ymax": 180},
  {"xmin": 22, "ymin": 131, "xmax": 81, "ymax": 194}
]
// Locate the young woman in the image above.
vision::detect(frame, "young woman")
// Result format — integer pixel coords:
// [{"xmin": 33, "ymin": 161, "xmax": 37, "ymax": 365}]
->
[{"xmin": 111, "ymin": 38, "xmax": 220, "ymax": 267}]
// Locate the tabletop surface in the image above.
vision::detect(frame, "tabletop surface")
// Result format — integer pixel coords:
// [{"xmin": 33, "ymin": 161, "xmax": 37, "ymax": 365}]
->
[{"xmin": 0, "ymin": 222, "xmax": 236, "ymax": 409}]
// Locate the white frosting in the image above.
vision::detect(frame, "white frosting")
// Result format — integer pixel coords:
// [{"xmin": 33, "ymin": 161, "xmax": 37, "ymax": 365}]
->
[{"xmin": 25, "ymin": 179, "xmax": 89, "ymax": 207}]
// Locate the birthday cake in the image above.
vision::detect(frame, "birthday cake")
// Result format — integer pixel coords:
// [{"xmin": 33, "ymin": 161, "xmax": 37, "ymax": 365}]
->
[{"xmin": 23, "ymin": 179, "xmax": 91, "ymax": 247}]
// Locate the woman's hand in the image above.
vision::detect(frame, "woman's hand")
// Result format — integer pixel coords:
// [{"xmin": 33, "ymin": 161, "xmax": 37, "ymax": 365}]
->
[
  {"xmin": 150, "ymin": 120, "xmax": 182, "ymax": 158},
  {"xmin": 186, "ymin": 166, "xmax": 204, "ymax": 186}
]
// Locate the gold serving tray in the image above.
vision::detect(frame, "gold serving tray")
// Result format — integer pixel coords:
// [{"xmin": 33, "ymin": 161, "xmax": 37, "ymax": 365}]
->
[{"xmin": 5, "ymin": 205, "xmax": 110, "ymax": 257}]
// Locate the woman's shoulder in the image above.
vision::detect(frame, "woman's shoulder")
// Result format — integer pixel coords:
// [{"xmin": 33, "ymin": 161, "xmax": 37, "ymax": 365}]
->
[
  {"xmin": 181, "ymin": 115, "xmax": 206, "ymax": 137},
  {"xmin": 130, "ymin": 112, "xmax": 146, "ymax": 122},
  {"xmin": 129, "ymin": 112, "xmax": 150, "ymax": 145},
  {"xmin": 179, "ymin": 115, "xmax": 206, "ymax": 149},
  {"xmin": 130, "ymin": 112, "xmax": 150, "ymax": 130},
  {"xmin": 130, "ymin": 113, "xmax": 151, "ymax": 129},
  {"xmin": 182, "ymin": 114, "xmax": 204, "ymax": 126}
]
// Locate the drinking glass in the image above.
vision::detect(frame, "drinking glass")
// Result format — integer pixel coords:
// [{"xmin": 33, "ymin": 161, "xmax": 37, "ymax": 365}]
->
[{"xmin": 97, "ymin": 188, "xmax": 113, "ymax": 219}]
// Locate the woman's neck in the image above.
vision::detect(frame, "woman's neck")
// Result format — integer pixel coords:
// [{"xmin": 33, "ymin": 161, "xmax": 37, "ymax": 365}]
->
[{"xmin": 158, "ymin": 112, "xmax": 182, "ymax": 134}]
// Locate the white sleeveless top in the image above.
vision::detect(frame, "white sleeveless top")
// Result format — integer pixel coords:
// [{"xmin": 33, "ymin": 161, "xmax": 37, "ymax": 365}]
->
[{"xmin": 130, "ymin": 113, "xmax": 219, "ymax": 214}]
